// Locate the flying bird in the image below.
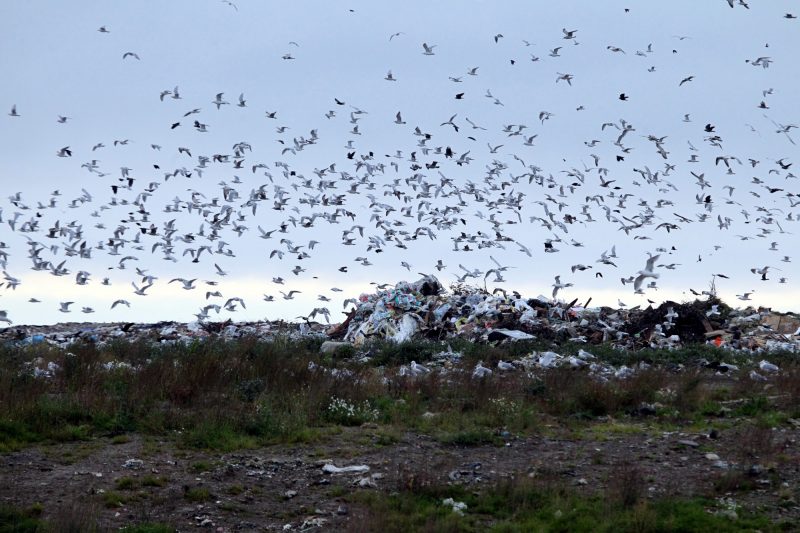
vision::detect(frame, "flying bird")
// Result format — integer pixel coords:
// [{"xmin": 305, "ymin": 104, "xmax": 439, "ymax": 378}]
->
[
  {"xmin": 633, "ymin": 254, "xmax": 660, "ymax": 293},
  {"xmin": 422, "ymin": 42, "xmax": 437, "ymax": 55}
]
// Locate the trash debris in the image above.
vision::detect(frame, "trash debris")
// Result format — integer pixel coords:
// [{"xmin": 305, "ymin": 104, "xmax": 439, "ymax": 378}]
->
[
  {"xmin": 122, "ymin": 458, "xmax": 144, "ymax": 470},
  {"xmin": 442, "ymin": 497, "xmax": 468, "ymax": 515},
  {"xmin": 319, "ymin": 340, "xmax": 352, "ymax": 354},
  {"xmin": 758, "ymin": 360, "xmax": 779, "ymax": 373},
  {"xmin": 2, "ymin": 277, "xmax": 799, "ymax": 364},
  {"xmin": 0, "ymin": 320, "xmax": 327, "ymax": 349},
  {"xmin": 321, "ymin": 464, "xmax": 370, "ymax": 474}
]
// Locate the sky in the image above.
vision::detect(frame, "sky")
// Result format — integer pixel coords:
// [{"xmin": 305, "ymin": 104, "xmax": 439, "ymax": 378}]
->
[{"xmin": 1, "ymin": 0, "xmax": 799, "ymax": 326}]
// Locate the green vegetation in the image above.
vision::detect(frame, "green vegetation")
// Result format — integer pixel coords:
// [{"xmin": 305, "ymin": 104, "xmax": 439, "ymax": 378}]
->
[
  {"xmin": 184, "ymin": 487, "xmax": 211, "ymax": 502},
  {"xmin": 352, "ymin": 476, "xmax": 783, "ymax": 532},
  {"xmin": 1, "ymin": 336, "xmax": 798, "ymax": 531},
  {"xmin": 141, "ymin": 475, "xmax": 168, "ymax": 487},
  {"xmin": 119, "ymin": 525, "xmax": 173, "ymax": 533},
  {"xmin": 101, "ymin": 490, "xmax": 127, "ymax": 508},
  {"xmin": 0, "ymin": 504, "xmax": 45, "ymax": 533},
  {"xmin": 1, "ymin": 336, "xmax": 797, "ymax": 456},
  {"xmin": 0, "ymin": 502, "xmax": 174, "ymax": 532},
  {"xmin": 189, "ymin": 460, "xmax": 213, "ymax": 472},
  {"xmin": 114, "ymin": 477, "xmax": 137, "ymax": 490}
]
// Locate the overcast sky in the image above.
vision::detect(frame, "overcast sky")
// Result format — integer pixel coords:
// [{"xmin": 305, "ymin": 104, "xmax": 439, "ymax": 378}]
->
[{"xmin": 1, "ymin": 0, "xmax": 799, "ymax": 326}]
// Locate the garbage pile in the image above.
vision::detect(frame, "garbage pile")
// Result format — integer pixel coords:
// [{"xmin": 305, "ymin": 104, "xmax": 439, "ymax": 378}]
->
[
  {"xmin": 330, "ymin": 274, "xmax": 568, "ymax": 345},
  {"xmin": 328, "ymin": 275, "xmax": 800, "ymax": 352},
  {"xmin": 1, "ymin": 274, "xmax": 799, "ymax": 352},
  {"xmin": 0, "ymin": 319, "xmax": 327, "ymax": 349}
]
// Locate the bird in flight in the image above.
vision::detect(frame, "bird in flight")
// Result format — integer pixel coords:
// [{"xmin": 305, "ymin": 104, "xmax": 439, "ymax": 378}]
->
[
  {"xmin": 633, "ymin": 254, "xmax": 660, "ymax": 293},
  {"xmin": 562, "ymin": 28, "xmax": 578, "ymax": 39},
  {"xmin": 212, "ymin": 93, "xmax": 229, "ymax": 109}
]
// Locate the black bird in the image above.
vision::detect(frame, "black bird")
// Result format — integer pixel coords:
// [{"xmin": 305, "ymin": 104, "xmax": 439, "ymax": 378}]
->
[{"xmin": 618, "ymin": 93, "xmax": 628, "ymax": 101}]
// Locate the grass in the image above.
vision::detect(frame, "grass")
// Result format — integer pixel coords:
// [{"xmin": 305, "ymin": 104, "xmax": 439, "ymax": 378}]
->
[
  {"xmin": 184, "ymin": 487, "xmax": 211, "ymax": 503},
  {"xmin": 141, "ymin": 475, "xmax": 168, "ymax": 487},
  {"xmin": 226, "ymin": 484, "xmax": 245, "ymax": 496},
  {"xmin": 350, "ymin": 475, "xmax": 783, "ymax": 532},
  {"xmin": 438, "ymin": 428, "xmax": 500, "ymax": 446},
  {"xmin": 0, "ymin": 501, "xmax": 172, "ymax": 531},
  {"xmin": 102, "ymin": 490, "xmax": 127, "ymax": 508},
  {"xmin": 1, "ymin": 336, "xmax": 799, "ymax": 531},
  {"xmin": 115, "ymin": 477, "xmax": 137, "ymax": 490},
  {"xmin": 119, "ymin": 525, "xmax": 173, "ymax": 533},
  {"xmin": 0, "ymin": 336, "xmax": 798, "ymax": 455},
  {"xmin": 0, "ymin": 504, "xmax": 45, "ymax": 533},
  {"xmin": 189, "ymin": 460, "xmax": 214, "ymax": 473}
]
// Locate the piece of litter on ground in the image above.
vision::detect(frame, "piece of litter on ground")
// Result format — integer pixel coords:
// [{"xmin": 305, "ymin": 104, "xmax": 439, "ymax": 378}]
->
[{"xmin": 322, "ymin": 464, "xmax": 370, "ymax": 474}]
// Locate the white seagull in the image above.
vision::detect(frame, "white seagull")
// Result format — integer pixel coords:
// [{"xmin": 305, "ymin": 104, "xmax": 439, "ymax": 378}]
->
[{"xmin": 633, "ymin": 254, "xmax": 660, "ymax": 292}]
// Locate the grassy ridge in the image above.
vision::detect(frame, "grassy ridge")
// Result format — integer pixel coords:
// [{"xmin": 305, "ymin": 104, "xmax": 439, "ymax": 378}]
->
[{"xmin": 1, "ymin": 337, "xmax": 799, "ymax": 453}]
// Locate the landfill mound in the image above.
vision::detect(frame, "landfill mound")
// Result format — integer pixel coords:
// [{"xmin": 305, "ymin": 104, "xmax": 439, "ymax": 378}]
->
[
  {"xmin": 326, "ymin": 275, "xmax": 799, "ymax": 352},
  {"xmin": 0, "ymin": 319, "xmax": 328, "ymax": 349},
  {"xmin": 620, "ymin": 300, "xmax": 729, "ymax": 344},
  {"xmin": 1, "ymin": 274, "xmax": 799, "ymax": 352}
]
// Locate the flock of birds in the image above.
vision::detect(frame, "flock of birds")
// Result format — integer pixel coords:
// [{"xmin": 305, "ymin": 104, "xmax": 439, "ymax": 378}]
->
[{"xmin": 1, "ymin": 1, "xmax": 799, "ymax": 326}]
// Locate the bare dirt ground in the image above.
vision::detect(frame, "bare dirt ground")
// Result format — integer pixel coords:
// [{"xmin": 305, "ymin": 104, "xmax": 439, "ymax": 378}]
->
[{"xmin": 3, "ymin": 420, "xmax": 799, "ymax": 531}]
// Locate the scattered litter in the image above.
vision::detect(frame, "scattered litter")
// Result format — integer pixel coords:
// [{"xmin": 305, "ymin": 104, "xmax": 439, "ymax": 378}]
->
[
  {"xmin": 758, "ymin": 360, "xmax": 779, "ymax": 373},
  {"xmin": 486, "ymin": 329, "xmax": 536, "ymax": 341},
  {"xmin": 1, "ymin": 319, "xmax": 327, "ymax": 349},
  {"xmin": 319, "ymin": 340, "xmax": 352, "ymax": 354},
  {"xmin": 122, "ymin": 458, "xmax": 144, "ymax": 470},
  {"xmin": 321, "ymin": 464, "xmax": 370, "ymax": 474},
  {"xmin": 442, "ymin": 497, "xmax": 468, "ymax": 515},
  {"xmin": 472, "ymin": 361, "xmax": 493, "ymax": 379}
]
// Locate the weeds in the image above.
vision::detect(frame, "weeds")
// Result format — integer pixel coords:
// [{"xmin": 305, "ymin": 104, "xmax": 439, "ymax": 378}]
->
[
  {"xmin": 102, "ymin": 490, "xmax": 127, "ymax": 508},
  {"xmin": 184, "ymin": 487, "xmax": 211, "ymax": 502},
  {"xmin": 119, "ymin": 525, "xmax": 173, "ymax": 533},
  {"xmin": 607, "ymin": 462, "xmax": 646, "ymax": 509},
  {"xmin": 0, "ymin": 504, "xmax": 45, "ymax": 532},
  {"xmin": 1, "ymin": 337, "xmax": 798, "ymax": 454},
  {"xmin": 351, "ymin": 473, "xmax": 778, "ymax": 532},
  {"xmin": 115, "ymin": 477, "xmax": 137, "ymax": 490},
  {"xmin": 438, "ymin": 428, "xmax": 499, "ymax": 446},
  {"xmin": 1, "ymin": 337, "xmax": 798, "ymax": 531}
]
